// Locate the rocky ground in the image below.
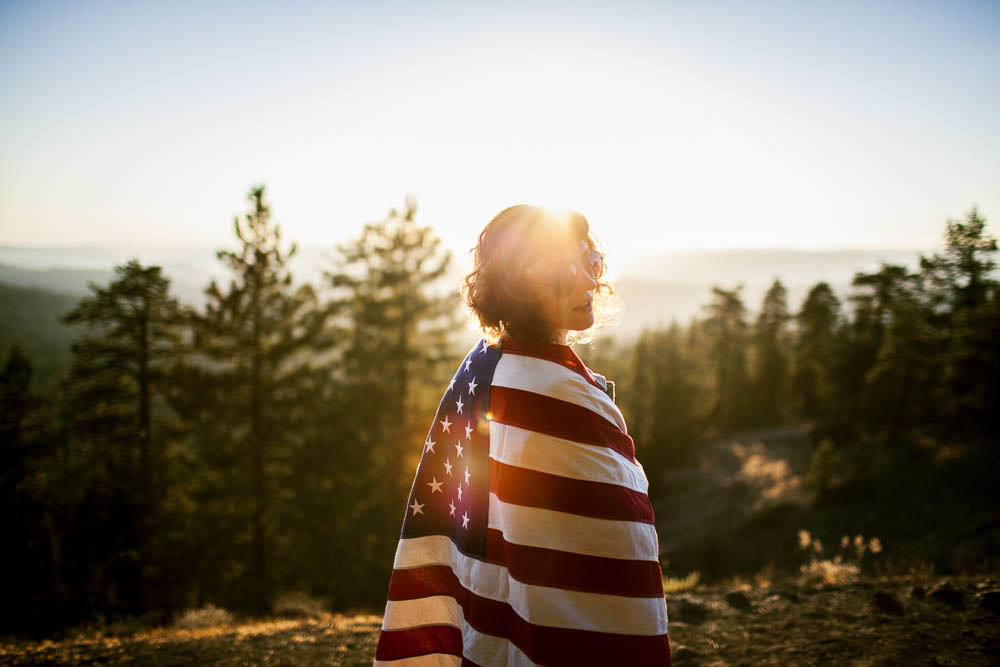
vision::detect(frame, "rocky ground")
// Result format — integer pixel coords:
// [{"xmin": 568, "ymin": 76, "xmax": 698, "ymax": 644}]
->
[
  {"xmin": 2, "ymin": 573, "xmax": 997, "ymax": 666},
  {"xmin": 665, "ymin": 573, "xmax": 1000, "ymax": 666}
]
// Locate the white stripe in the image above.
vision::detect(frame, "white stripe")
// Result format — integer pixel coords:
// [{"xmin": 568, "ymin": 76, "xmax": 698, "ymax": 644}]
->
[
  {"xmin": 489, "ymin": 492, "xmax": 660, "ymax": 561},
  {"xmin": 462, "ymin": 621, "xmax": 536, "ymax": 667},
  {"xmin": 374, "ymin": 654, "xmax": 462, "ymax": 667},
  {"xmin": 373, "ymin": 621, "xmax": 534, "ymax": 666},
  {"xmin": 382, "ymin": 595, "xmax": 462, "ymax": 631},
  {"xmin": 391, "ymin": 535, "xmax": 668, "ymax": 635},
  {"xmin": 492, "ymin": 353, "xmax": 627, "ymax": 432},
  {"xmin": 490, "ymin": 422, "xmax": 648, "ymax": 493}
]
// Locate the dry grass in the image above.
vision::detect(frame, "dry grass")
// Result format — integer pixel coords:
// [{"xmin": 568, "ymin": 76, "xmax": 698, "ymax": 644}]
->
[
  {"xmin": 173, "ymin": 604, "xmax": 234, "ymax": 630},
  {"xmin": 273, "ymin": 591, "xmax": 329, "ymax": 619},
  {"xmin": 662, "ymin": 571, "xmax": 700, "ymax": 593},
  {"xmin": 797, "ymin": 559, "xmax": 861, "ymax": 586}
]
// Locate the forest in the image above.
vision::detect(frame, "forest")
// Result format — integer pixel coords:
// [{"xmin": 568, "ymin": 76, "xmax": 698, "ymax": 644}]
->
[{"xmin": 1, "ymin": 185, "xmax": 997, "ymax": 639}]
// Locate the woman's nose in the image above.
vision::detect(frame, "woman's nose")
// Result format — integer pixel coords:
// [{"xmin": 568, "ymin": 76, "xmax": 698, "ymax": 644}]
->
[{"xmin": 581, "ymin": 267, "xmax": 597, "ymax": 289}]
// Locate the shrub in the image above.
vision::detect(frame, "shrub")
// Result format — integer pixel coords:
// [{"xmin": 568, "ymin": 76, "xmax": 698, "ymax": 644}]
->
[
  {"xmin": 173, "ymin": 604, "xmax": 234, "ymax": 630},
  {"xmin": 795, "ymin": 529, "xmax": 882, "ymax": 586},
  {"xmin": 272, "ymin": 591, "xmax": 328, "ymax": 619}
]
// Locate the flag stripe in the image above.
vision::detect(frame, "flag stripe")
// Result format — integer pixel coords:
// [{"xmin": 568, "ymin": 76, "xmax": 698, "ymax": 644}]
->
[
  {"xmin": 489, "ymin": 458, "xmax": 655, "ymax": 524},
  {"xmin": 490, "ymin": 421, "xmax": 648, "ymax": 494},
  {"xmin": 393, "ymin": 533, "xmax": 665, "ymax": 598},
  {"xmin": 488, "ymin": 493, "xmax": 659, "ymax": 561},
  {"xmin": 492, "ymin": 353, "xmax": 626, "ymax": 431},
  {"xmin": 387, "ymin": 555, "xmax": 667, "ymax": 634},
  {"xmin": 460, "ymin": 621, "xmax": 534, "ymax": 667},
  {"xmin": 490, "ymin": 385, "xmax": 636, "ymax": 463},
  {"xmin": 383, "ymin": 590, "xmax": 670, "ymax": 666},
  {"xmin": 374, "ymin": 653, "xmax": 467, "ymax": 667},
  {"xmin": 484, "ymin": 529, "xmax": 665, "ymax": 598},
  {"xmin": 497, "ymin": 338, "xmax": 599, "ymax": 386},
  {"xmin": 375, "ymin": 625, "xmax": 463, "ymax": 661}
]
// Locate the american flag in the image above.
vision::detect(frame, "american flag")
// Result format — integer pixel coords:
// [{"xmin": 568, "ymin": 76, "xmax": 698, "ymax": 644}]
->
[{"xmin": 374, "ymin": 337, "xmax": 671, "ymax": 666}]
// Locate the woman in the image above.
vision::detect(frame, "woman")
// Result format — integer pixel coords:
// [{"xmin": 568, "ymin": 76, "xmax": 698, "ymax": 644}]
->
[{"xmin": 373, "ymin": 205, "xmax": 671, "ymax": 666}]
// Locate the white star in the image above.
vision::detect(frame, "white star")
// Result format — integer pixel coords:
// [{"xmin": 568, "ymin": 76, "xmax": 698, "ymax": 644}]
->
[
  {"xmin": 440, "ymin": 416, "xmax": 452, "ymax": 433},
  {"xmin": 449, "ymin": 501, "xmax": 457, "ymax": 517},
  {"xmin": 448, "ymin": 376, "xmax": 455, "ymax": 392},
  {"xmin": 464, "ymin": 467, "xmax": 471, "ymax": 485},
  {"xmin": 455, "ymin": 396, "xmax": 464, "ymax": 414},
  {"xmin": 444, "ymin": 459, "xmax": 453, "ymax": 476},
  {"xmin": 461, "ymin": 512, "xmax": 470, "ymax": 529},
  {"xmin": 465, "ymin": 358, "xmax": 472, "ymax": 371},
  {"xmin": 464, "ymin": 421, "xmax": 473, "ymax": 438},
  {"xmin": 409, "ymin": 499, "xmax": 424, "ymax": 516},
  {"xmin": 427, "ymin": 477, "xmax": 443, "ymax": 494},
  {"xmin": 479, "ymin": 340, "xmax": 488, "ymax": 354},
  {"xmin": 424, "ymin": 437, "xmax": 436, "ymax": 453},
  {"xmin": 454, "ymin": 440, "xmax": 464, "ymax": 458},
  {"xmin": 457, "ymin": 485, "xmax": 463, "ymax": 501},
  {"xmin": 468, "ymin": 377, "xmax": 477, "ymax": 395}
]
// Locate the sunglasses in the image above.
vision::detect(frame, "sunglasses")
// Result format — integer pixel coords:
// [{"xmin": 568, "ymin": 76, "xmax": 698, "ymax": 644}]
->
[{"xmin": 526, "ymin": 249, "xmax": 604, "ymax": 298}]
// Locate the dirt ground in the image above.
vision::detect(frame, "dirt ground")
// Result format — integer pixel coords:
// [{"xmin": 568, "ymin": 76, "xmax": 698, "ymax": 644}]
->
[{"xmin": 2, "ymin": 573, "xmax": 998, "ymax": 666}]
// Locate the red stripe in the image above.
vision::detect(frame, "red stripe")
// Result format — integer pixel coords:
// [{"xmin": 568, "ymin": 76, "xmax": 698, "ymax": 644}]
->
[
  {"xmin": 500, "ymin": 338, "xmax": 602, "ymax": 388},
  {"xmin": 385, "ymin": 565, "xmax": 672, "ymax": 666},
  {"xmin": 490, "ymin": 385, "xmax": 636, "ymax": 462},
  {"xmin": 375, "ymin": 625, "xmax": 462, "ymax": 661},
  {"xmin": 489, "ymin": 458, "xmax": 654, "ymax": 524},
  {"xmin": 485, "ymin": 528, "xmax": 664, "ymax": 598}
]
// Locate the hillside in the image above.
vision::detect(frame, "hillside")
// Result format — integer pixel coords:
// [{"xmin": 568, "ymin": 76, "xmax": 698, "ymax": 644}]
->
[
  {"xmin": 652, "ymin": 427, "xmax": 1000, "ymax": 583},
  {"xmin": 0, "ymin": 283, "xmax": 80, "ymax": 393}
]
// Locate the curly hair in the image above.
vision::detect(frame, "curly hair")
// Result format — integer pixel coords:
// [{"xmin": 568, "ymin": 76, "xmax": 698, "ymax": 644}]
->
[{"xmin": 463, "ymin": 204, "xmax": 619, "ymax": 346}]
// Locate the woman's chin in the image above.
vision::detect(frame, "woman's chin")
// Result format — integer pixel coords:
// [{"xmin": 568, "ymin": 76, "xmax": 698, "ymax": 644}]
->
[{"xmin": 569, "ymin": 313, "xmax": 595, "ymax": 331}]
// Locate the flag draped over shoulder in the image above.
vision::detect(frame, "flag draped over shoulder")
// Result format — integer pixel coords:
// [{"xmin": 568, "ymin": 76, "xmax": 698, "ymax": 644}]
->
[{"xmin": 374, "ymin": 337, "xmax": 671, "ymax": 666}]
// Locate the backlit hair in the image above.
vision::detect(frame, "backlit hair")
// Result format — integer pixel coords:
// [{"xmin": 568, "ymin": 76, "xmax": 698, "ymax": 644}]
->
[{"xmin": 462, "ymin": 204, "xmax": 618, "ymax": 346}]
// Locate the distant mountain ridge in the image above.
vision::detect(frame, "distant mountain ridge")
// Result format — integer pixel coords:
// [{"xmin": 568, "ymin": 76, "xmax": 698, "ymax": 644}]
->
[{"xmin": 0, "ymin": 245, "xmax": 935, "ymax": 339}]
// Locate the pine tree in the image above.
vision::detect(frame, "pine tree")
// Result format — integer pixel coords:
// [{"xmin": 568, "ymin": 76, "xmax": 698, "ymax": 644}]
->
[
  {"xmin": 919, "ymin": 206, "xmax": 999, "ymax": 436},
  {"xmin": 847, "ymin": 263, "xmax": 935, "ymax": 444},
  {"xmin": 920, "ymin": 205, "xmax": 998, "ymax": 312},
  {"xmin": 750, "ymin": 279, "xmax": 791, "ymax": 426},
  {"xmin": 324, "ymin": 195, "xmax": 459, "ymax": 602},
  {"xmin": 190, "ymin": 184, "xmax": 334, "ymax": 614},
  {"xmin": 625, "ymin": 323, "xmax": 709, "ymax": 473},
  {"xmin": 792, "ymin": 282, "xmax": 842, "ymax": 420},
  {"xmin": 702, "ymin": 285, "xmax": 750, "ymax": 431},
  {"xmin": 59, "ymin": 259, "xmax": 185, "ymax": 615}
]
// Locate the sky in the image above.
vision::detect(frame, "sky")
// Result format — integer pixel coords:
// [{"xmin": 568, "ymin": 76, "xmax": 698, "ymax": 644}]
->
[{"xmin": 1, "ymin": 0, "xmax": 998, "ymax": 269}]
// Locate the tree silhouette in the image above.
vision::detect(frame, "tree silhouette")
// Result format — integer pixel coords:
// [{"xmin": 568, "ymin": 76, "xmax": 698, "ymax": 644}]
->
[
  {"xmin": 750, "ymin": 279, "xmax": 791, "ymax": 426},
  {"xmin": 702, "ymin": 285, "xmax": 750, "ymax": 431},
  {"xmin": 324, "ymin": 195, "xmax": 459, "ymax": 602},
  {"xmin": 792, "ymin": 282, "xmax": 842, "ymax": 421},
  {"xmin": 58, "ymin": 260, "xmax": 185, "ymax": 614},
  {"xmin": 191, "ymin": 185, "xmax": 334, "ymax": 614}
]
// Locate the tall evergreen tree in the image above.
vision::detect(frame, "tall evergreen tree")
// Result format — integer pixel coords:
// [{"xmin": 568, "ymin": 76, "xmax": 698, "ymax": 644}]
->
[
  {"xmin": 190, "ymin": 185, "xmax": 333, "ymax": 614},
  {"xmin": 324, "ymin": 195, "xmax": 459, "ymax": 602},
  {"xmin": 59, "ymin": 259, "xmax": 185, "ymax": 614},
  {"xmin": 63, "ymin": 260, "xmax": 184, "ymax": 507},
  {"xmin": 847, "ymin": 263, "xmax": 939, "ymax": 444},
  {"xmin": 749, "ymin": 279, "xmax": 791, "ymax": 426},
  {"xmin": 0, "ymin": 344, "xmax": 48, "ymax": 633},
  {"xmin": 625, "ymin": 323, "xmax": 709, "ymax": 474},
  {"xmin": 792, "ymin": 282, "xmax": 842, "ymax": 420},
  {"xmin": 920, "ymin": 205, "xmax": 998, "ymax": 312},
  {"xmin": 702, "ymin": 285, "xmax": 750, "ymax": 431},
  {"xmin": 919, "ymin": 206, "xmax": 999, "ymax": 436}
]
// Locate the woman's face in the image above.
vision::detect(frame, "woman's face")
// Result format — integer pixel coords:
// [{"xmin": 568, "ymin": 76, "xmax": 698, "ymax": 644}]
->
[{"xmin": 522, "ymin": 238, "xmax": 597, "ymax": 343}]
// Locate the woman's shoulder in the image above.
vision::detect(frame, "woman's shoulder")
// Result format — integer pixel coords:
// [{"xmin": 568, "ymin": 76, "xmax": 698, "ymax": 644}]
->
[{"xmin": 589, "ymin": 371, "xmax": 616, "ymax": 402}]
